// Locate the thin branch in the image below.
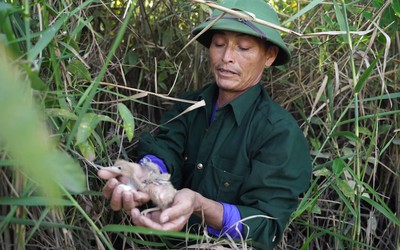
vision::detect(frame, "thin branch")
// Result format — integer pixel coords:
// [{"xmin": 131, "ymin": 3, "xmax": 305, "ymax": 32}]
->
[{"xmin": 191, "ymin": 0, "xmax": 374, "ymax": 38}]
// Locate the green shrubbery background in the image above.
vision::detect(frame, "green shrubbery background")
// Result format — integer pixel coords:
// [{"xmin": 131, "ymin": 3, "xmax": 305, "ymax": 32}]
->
[{"xmin": 0, "ymin": 0, "xmax": 399, "ymax": 249}]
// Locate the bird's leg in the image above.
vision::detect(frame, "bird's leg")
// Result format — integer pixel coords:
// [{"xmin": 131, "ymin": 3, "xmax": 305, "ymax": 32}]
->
[{"xmin": 140, "ymin": 207, "xmax": 161, "ymax": 217}]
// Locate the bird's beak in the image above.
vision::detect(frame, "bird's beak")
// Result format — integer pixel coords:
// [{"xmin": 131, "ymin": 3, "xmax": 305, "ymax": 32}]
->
[{"xmin": 101, "ymin": 165, "xmax": 123, "ymax": 174}]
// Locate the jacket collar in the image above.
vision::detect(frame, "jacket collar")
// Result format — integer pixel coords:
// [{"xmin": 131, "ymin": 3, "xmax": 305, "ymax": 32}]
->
[
  {"xmin": 199, "ymin": 83, "xmax": 263, "ymax": 126},
  {"xmin": 228, "ymin": 84, "xmax": 262, "ymax": 126}
]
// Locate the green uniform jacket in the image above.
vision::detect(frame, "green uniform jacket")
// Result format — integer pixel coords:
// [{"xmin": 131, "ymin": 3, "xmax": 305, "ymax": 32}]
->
[{"xmin": 137, "ymin": 83, "xmax": 312, "ymax": 249}]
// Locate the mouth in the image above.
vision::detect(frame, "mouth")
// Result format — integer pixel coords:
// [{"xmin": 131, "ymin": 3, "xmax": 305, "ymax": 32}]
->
[{"xmin": 216, "ymin": 67, "xmax": 238, "ymax": 76}]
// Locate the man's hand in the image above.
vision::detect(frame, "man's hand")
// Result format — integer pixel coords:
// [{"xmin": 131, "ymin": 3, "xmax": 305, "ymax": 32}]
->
[
  {"xmin": 98, "ymin": 167, "xmax": 151, "ymax": 211},
  {"xmin": 130, "ymin": 188, "xmax": 197, "ymax": 231}
]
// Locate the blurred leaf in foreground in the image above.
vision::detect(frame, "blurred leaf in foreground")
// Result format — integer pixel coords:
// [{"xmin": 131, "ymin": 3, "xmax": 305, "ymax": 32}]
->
[
  {"xmin": 393, "ymin": 0, "xmax": 400, "ymax": 17},
  {"xmin": 118, "ymin": 103, "xmax": 135, "ymax": 142},
  {"xmin": 0, "ymin": 43, "xmax": 86, "ymax": 199}
]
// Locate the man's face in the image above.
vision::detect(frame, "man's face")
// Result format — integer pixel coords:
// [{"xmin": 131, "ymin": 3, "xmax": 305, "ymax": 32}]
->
[{"xmin": 209, "ymin": 31, "xmax": 277, "ymax": 94}]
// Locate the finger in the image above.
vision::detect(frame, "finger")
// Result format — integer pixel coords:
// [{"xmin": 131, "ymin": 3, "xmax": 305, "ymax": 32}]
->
[
  {"xmin": 159, "ymin": 203, "xmax": 190, "ymax": 224},
  {"xmin": 98, "ymin": 169, "xmax": 119, "ymax": 180},
  {"xmin": 122, "ymin": 191, "xmax": 135, "ymax": 211},
  {"xmin": 131, "ymin": 208, "xmax": 141, "ymax": 218},
  {"xmin": 159, "ymin": 215, "xmax": 188, "ymax": 231},
  {"xmin": 102, "ymin": 178, "xmax": 120, "ymax": 200},
  {"xmin": 132, "ymin": 191, "xmax": 150, "ymax": 204},
  {"xmin": 109, "ymin": 184, "xmax": 128, "ymax": 211},
  {"xmin": 123, "ymin": 190, "xmax": 152, "ymax": 211},
  {"xmin": 130, "ymin": 209, "xmax": 164, "ymax": 230}
]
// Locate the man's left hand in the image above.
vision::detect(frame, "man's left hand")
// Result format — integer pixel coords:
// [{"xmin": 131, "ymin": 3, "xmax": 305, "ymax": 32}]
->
[{"xmin": 130, "ymin": 188, "xmax": 196, "ymax": 231}]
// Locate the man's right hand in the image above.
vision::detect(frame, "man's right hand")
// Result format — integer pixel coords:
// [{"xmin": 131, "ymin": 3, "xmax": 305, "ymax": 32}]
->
[{"xmin": 98, "ymin": 169, "xmax": 151, "ymax": 211}]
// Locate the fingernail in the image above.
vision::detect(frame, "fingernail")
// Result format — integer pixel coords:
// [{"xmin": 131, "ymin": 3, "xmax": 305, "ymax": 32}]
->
[
  {"xmin": 160, "ymin": 215, "xmax": 169, "ymax": 223},
  {"xmin": 131, "ymin": 209, "xmax": 139, "ymax": 217}
]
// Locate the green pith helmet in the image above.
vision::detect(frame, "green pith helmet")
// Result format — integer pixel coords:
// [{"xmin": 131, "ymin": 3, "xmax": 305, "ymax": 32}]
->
[{"xmin": 192, "ymin": 0, "xmax": 291, "ymax": 65}]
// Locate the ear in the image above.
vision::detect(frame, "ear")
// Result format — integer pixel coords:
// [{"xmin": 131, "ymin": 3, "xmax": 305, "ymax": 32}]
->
[{"xmin": 264, "ymin": 45, "xmax": 279, "ymax": 67}]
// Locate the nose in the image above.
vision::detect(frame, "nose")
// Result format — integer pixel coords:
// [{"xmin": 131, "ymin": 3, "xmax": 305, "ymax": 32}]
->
[{"xmin": 222, "ymin": 46, "xmax": 235, "ymax": 63}]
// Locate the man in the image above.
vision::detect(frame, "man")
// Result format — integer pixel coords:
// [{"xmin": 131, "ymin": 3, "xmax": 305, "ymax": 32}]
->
[{"xmin": 98, "ymin": 0, "xmax": 312, "ymax": 248}]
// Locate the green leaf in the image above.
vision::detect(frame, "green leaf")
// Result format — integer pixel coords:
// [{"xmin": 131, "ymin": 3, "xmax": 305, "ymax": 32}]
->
[
  {"xmin": 118, "ymin": 103, "xmax": 135, "ymax": 142},
  {"xmin": 311, "ymin": 203, "xmax": 322, "ymax": 214},
  {"xmin": 358, "ymin": 126, "xmax": 372, "ymax": 136},
  {"xmin": 20, "ymin": 63, "xmax": 47, "ymax": 90},
  {"xmin": 28, "ymin": 14, "xmax": 68, "ymax": 62},
  {"xmin": 332, "ymin": 157, "xmax": 346, "ymax": 177},
  {"xmin": 49, "ymin": 150, "xmax": 87, "ymax": 194},
  {"xmin": 284, "ymin": 0, "xmax": 324, "ymax": 24},
  {"xmin": 336, "ymin": 178, "xmax": 355, "ymax": 201},
  {"xmin": 0, "ymin": 4, "xmax": 24, "ymax": 56},
  {"xmin": 45, "ymin": 108, "xmax": 78, "ymax": 120},
  {"xmin": 75, "ymin": 113, "xmax": 114, "ymax": 146},
  {"xmin": 67, "ymin": 59, "xmax": 91, "ymax": 81},
  {"xmin": 102, "ymin": 225, "xmax": 204, "ymax": 240},
  {"xmin": 313, "ymin": 168, "xmax": 332, "ymax": 177},
  {"xmin": 331, "ymin": 183, "xmax": 357, "ymax": 216},
  {"xmin": 162, "ymin": 27, "xmax": 173, "ymax": 46},
  {"xmin": 310, "ymin": 137, "xmax": 321, "ymax": 151},
  {"xmin": 0, "ymin": 3, "xmax": 14, "ymax": 12},
  {"xmin": 310, "ymin": 116, "xmax": 323, "ymax": 125},
  {"xmin": 362, "ymin": 92, "xmax": 400, "ymax": 102},
  {"xmin": 126, "ymin": 50, "xmax": 138, "ymax": 64},
  {"xmin": 0, "ymin": 159, "xmax": 15, "ymax": 166},
  {"xmin": 158, "ymin": 81, "xmax": 168, "ymax": 92},
  {"xmin": 0, "ymin": 197, "xmax": 73, "ymax": 206},
  {"xmin": 362, "ymin": 197, "xmax": 400, "ymax": 226},
  {"xmin": 200, "ymin": 3, "xmax": 213, "ymax": 15},
  {"xmin": 377, "ymin": 124, "xmax": 393, "ymax": 134},
  {"xmin": 393, "ymin": 0, "xmax": 400, "ymax": 17},
  {"xmin": 331, "ymin": 131, "xmax": 362, "ymax": 143},
  {"xmin": 77, "ymin": 140, "xmax": 96, "ymax": 161},
  {"xmin": 0, "ymin": 34, "xmax": 6, "ymax": 44},
  {"xmin": 354, "ymin": 50, "xmax": 382, "ymax": 93},
  {"xmin": 97, "ymin": 114, "xmax": 114, "ymax": 123},
  {"xmin": 362, "ymin": 180, "xmax": 400, "ymax": 225},
  {"xmin": 75, "ymin": 113, "xmax": 100, "ymax": 145},
  {"xmin": 333, "ymin": 0, "xmax": 348, "ymax": 42}
]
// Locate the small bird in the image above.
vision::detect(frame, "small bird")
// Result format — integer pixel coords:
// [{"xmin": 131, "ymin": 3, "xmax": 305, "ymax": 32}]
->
[
  {"xmin": 100, "ymin": 159, "xmax": 176, "ymax": 215},
  {"xmin": 101, "ymin": 160, "xmax": 145, "ymax": 191}
]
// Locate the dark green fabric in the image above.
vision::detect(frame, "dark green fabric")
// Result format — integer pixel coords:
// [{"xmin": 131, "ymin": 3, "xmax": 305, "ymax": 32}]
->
[{"xmin": 137, "ymin": 83, "xmax": 312, "ymax": 249}]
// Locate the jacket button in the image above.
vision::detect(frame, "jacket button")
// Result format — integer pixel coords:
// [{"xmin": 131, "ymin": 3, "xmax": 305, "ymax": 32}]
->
[
  {"xmin": 196, "ymin": 163, "xmax": 203, "ymax": 170},
  {"xmin": 224, "ymin": 182, "xmax": 230, "ymax": 188}
]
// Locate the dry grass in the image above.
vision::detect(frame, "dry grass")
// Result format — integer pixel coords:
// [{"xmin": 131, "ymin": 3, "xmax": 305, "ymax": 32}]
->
[{"xmin": 0, "ymin": 0, "xmax": 399, "ymax": 249}]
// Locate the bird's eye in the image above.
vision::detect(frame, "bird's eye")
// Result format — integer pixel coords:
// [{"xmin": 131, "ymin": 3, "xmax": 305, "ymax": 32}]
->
[{"xmin": 117, "ymin": 166, "xmax": 122, "ymax": 170}]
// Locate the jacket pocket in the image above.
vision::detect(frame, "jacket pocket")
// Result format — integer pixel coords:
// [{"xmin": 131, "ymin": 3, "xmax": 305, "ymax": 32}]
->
[{"xmin": 210, "ymin": 157, "xmax": 245, "ymax": 204}]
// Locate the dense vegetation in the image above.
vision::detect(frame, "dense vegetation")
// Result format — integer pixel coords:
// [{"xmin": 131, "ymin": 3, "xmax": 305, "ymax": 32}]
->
[{"xmin": 0, "ymin": 0, "xmax": 399, "ymax": 249}]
